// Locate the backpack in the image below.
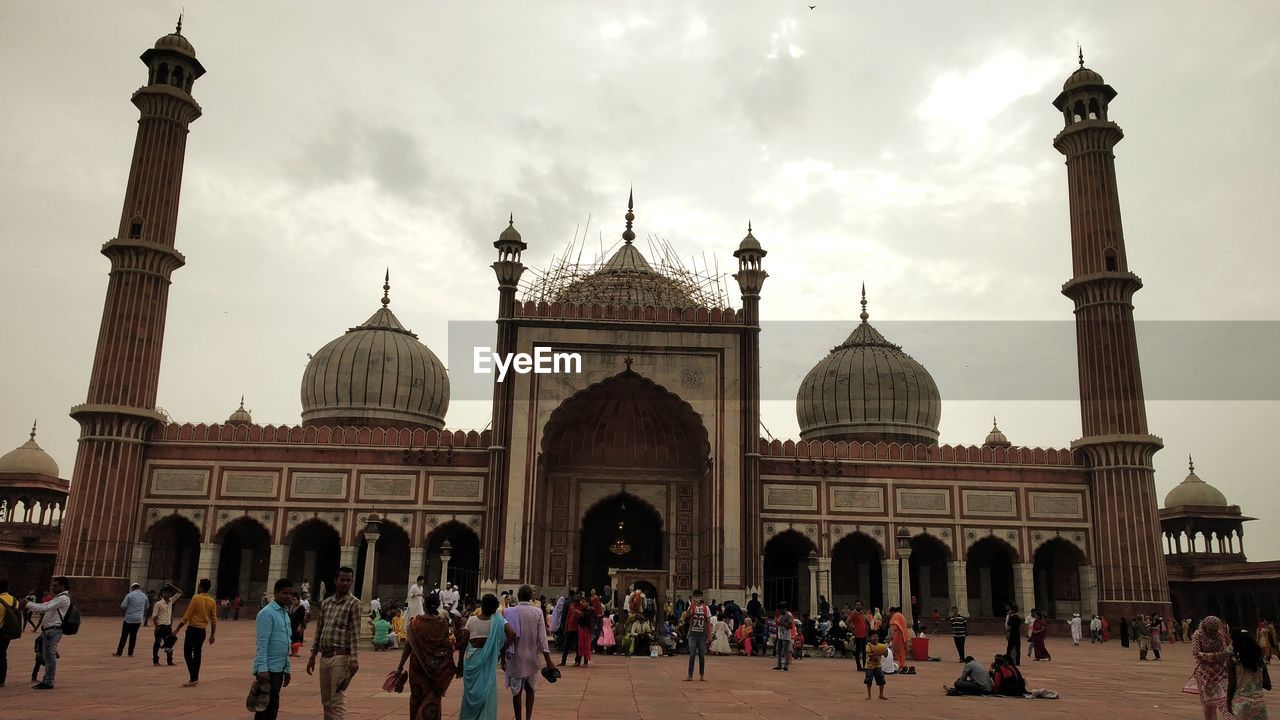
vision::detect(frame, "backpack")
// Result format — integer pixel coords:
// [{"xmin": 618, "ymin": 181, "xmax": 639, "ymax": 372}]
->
[
  {"xmin": 59, "ymin": 601, "xmax": 82, "ymax": 636},
  {"xmin": 0, "ymin": 596, "xmax": 20, "ymax": 640}
]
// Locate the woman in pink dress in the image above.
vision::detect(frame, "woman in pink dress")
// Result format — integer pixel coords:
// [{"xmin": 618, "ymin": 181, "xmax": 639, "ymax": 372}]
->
[{"xmin": 599, "ymin": 613, "xmax": 616, "ymax": 654}]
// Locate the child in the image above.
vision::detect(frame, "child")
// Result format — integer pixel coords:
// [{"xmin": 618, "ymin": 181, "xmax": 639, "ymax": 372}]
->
[
  {"xmin": 865, "ymin": 628, "xmax": 888, "ymax": 700},
  {"xmin": 390, "ymin": 609, "xmax": 405, "ymax": 650}
]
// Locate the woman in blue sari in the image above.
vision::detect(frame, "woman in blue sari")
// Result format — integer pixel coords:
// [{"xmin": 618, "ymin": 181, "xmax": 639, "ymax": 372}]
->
[{"xmin": 457, "ymin": 593, "xmax": 516, "ymax": 720}]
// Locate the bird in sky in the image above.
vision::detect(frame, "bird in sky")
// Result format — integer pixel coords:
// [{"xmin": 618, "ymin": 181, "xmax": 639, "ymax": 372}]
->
[{"xmin": 809, "ymin": 4, "xmax": 816, "ymax": 9}]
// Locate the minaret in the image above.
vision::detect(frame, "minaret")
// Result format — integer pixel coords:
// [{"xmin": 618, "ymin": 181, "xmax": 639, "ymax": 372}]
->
[
  {"xmin": 483, "ymin": 214, "xmax": 527, "ymax": 588},
  {"xmin": 733, "ymin": 222, "xmax": 767, "ymax": 592},
  {"xmin": 1054, "ymin": 51, "xmax": 1169, "ymax": 617},
  {"xmin": 57, "ymin": 21, "xmax": 205, "ymax": 605}
]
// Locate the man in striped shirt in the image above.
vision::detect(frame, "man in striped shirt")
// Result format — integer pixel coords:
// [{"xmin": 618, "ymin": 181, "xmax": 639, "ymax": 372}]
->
[
  {"xmin": 306, "ymin": 567, "xmax": 360, "ymax": 720},
  {"xmin": 948, "ymin": 606, "xmax": 968, "ymax": 662}
]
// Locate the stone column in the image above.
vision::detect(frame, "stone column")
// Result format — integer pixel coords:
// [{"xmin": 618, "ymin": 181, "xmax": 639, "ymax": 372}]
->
[
  {"xmin": 806, "ymin": 554, "xmax": 820, "ymax": 617},
  {"xmin": 361, "ymin": 531, "xmax": 381, "ymax": 612},
  {"xmin": 1079, "ymin": 565, "xmax": 1098, "ymax": 617},
  {"xmin": 947, "ymin": 561, "xmax": 968, "ymax": 616},
  {"xmin": 339, "ymin": 545, "xmax": 358, "ymax": 574},
  {"xmin": 130, "ymin": 541, "xmax": 152, "ymax": 588},
  {"xmin": 917, "ymin": 563, "xmax": 932, "ymax": 616},
  {"xmin": 407, "ymin": 546, "xmax": 425, "ymax": 590},
  {"xmin": 239, "ymin": 548, "xmax": 254, "ymax": 600},
  {"xmin": 817, "ymin": 556, "xmax": 832, "ymax": 615},
  {"xmin": 440, "ymin": 541, "xmax": 454, "ymax": 588},
  {"xmin": 898, "ymin": 548, "xmax": 914, "ymax": 633},
  {"xmin": 197, "ymin": 542, "xmax": 221, "ymax": 596},
  {"xmin": 882, "ymin": 559, "xmax": 898, "ymax": 611},
  {"xmin": 268, "ymin": 544, "xmax": 288, "ymax": 599},
  {"xmin": 1014, "ymin": 563, "xmax": 1035, "ymax": 615},
  {"xmin": 857, "ymin": 562, "xmax": 871, "ymax": 606},
  {"xmin": 978, "ymin": 567, "xmax": 993, "ymax": 616}
]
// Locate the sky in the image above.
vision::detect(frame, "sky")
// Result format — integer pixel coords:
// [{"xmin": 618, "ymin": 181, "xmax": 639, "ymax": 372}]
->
[{"xmin": 1, "ymin": 2, "xmax": 1277, "ymax": 559}]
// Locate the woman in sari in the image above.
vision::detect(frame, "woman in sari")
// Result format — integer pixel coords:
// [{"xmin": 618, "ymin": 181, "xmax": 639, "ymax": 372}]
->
[
  {"xmin": 457, "ymin": 593, "xmax": 517, "ymax": 720},
  {"xmin": 397, "ymin": 594, "xmax": 457, "ymax": 720},
  {"xmin": 736, "ymin": 617, "xmax": 754, "ymax": 656},
  {"xmin": 889, "ymin": 607, "xmax": 910, "ymax": 672},
  {"xmin": 1030, "ymin": 610, "xmax": 1051, "ymax": 661},
  {"xmin": 871, "ymin": 608, "xmax": 883, "ymax": 634},
  {"xmin": 1185, "ymin": 615, "xmax": 1234, "ymax": 720}
]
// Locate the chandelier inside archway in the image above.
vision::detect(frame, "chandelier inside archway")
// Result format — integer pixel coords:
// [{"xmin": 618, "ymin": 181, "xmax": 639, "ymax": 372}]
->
[{"xmin": 609, "ymin": 521, "xmax": 632, "ymax": 556}]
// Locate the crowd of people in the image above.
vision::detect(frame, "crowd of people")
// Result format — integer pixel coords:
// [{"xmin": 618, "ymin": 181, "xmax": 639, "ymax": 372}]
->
[{"xmin": 1, "ymin": 573, "xmax": 1275, "ymax": 720}]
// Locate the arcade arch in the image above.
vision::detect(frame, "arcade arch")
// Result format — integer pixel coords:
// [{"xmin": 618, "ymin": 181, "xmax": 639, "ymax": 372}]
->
[
  {"xmin": 966, "ymin": 536, "xmax": 1017, "ymax": 617},
  {"xmin": 763, "ymin": 529, "xmax": 817, "ymax": 612},
  {"xmin": 356, "ymin": 520, "xmax": 409, "ymax": 603},
  {"xmin": 830, "ymin": 532, "xmax": 883, "ymax": 610},
  {"xmin": 1033, "ymin": 537, "xmax": 1088, "ymax": 618},
  {"xmin": 145, "ymin": 514, "xmax": 200, "ymax": 596},
  {"xmin": 214, "ymin": 517, "xmax": 270, "ymax": 602},
  {"xmin": 287, "ymin": 518, "xmax": 341, "ymax": 598},
  {"xmin": 426, "ymin": 521, "xmax": 481, "ymax": 602},
  {"xmin": 907, "ymin": 534, "xmax": 951, "ymax": 618},
  {"xmin": 578, "ymin": 493, "xmax": 663, "ymax": 595}
]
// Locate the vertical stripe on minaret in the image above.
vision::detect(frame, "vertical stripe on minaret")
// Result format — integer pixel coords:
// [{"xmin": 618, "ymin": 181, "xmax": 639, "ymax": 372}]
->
[
  {"xmin": 1053, "ymin": 59, "xmax": 1169, "ymax": 617},
  {"xmin": 57, "ymin": 27, "xmax": 204, "ymax": 605}
]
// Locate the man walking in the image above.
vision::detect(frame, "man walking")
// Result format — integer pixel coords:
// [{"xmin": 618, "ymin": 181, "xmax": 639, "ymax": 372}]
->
[
  {"xmin": 174, "ymin": 578, "xmax": 217, "ymax": 687},
  {"xmin": 114, "ymin": 583, "xmax": 149, "ymax": 657},
  {"xmin": 683, "ymin": 590, "xmax": 713, "ymax": 681},
  {"xmin": 151, "ymin": 583, "xmax": 180, "ymax": 665},
  {"xmin": 773, "ymin": 602, "xmax": 795, "ymax": 672},
  {"xmin": 25, "ymin": 576, "xmax": 71, "ymax": 690},
  {"xmin": 1069, "ymin": 613, "xmax": 1083, "ymax": 646},
  {"xmin": 253, "ymin": 578, "xmax": 296, "ymax": 720},
  {"xmin": 407, "ymin": 575, "xmax": 425, "ymax": 618},
  {"xmin": 849, "ymin": 601, "xmax": 869, "ymax": 670},
  {"xmin": 504, "ymin": 585, "xmax": 554, "ymax": 720},
  {"xmin": 948, "ymin": 606, "xmax": 968, "ymax": 661},
  {"xmin": 1090, "ymin": 614, "xmax": 1102, "ymax": 643},
  {"xmin": 1004, "ymin": 604, "xmax": 1022, "ymax": 666},
  {"xmin": 307, "ymin": 566, "xmax": 361, "ymax": 720},
  {"xmin": 559, "ymin": 594, "xmax": 583, "ymax": 666}
]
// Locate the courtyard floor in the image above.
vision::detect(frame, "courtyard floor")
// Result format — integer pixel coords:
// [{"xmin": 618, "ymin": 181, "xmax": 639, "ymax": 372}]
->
[{"xmin": 1, "ymin": 617, "xmax": 1211, "ymax": 719}]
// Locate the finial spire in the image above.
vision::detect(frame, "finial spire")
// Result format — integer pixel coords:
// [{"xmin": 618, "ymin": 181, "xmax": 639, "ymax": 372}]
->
[
  {"xmin": 381, "ymin": 268, "xmax": 391, "ymax": 307},
  {"xmin": 859, "ymin": 283, "xmax": 869, "ymax": 323},
  {"xmin": 239, "ymin": 394, "xmax": 246, "ymax": 409},
  {"xmin": 509, "ymin": 212, "xmax": 514, "ymax": 226},
  {"xmin": 30, "ymin": 419, "xmax": 37, "ymax": 441},
  {"xmin": 1188, "ymin": 453, "xmax": 1194, "ymax": 473},
  {"xmin": 1077, "ymin": 43, "xmax": 1084, "ymax": 68},
  {"xmin": 747, "ymin": 220, "xmax": 753, "ymax": 234},
  {"xmin": 622, "ymin": 188, "xmax": 636, "ymax": 244},
  {"xmin": 176, "ymin": 11, "xmax": 184, "ymax": 35},
  {"xmin": 623, "ymin": 355, "xmax": 634, "ymax": 371},
  {"xmin": 992, "ymin": 415, "xmax": 999, "ymax": 430}
]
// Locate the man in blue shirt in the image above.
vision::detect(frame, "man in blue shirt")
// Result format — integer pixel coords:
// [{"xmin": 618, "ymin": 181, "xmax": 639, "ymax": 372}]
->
[
  {"xmin": 114, "ymin": 583, "xmax": 149, "ymax": 657},
  {"xmin": 253, "ymin": 578, "xmax": 296, "ymax": 720}
]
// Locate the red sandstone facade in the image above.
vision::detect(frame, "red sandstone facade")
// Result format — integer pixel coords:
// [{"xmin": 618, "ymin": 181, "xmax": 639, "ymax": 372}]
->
[{"xmin": 54, "ymin": 30, "xmax": 1174, "ymax": 621}]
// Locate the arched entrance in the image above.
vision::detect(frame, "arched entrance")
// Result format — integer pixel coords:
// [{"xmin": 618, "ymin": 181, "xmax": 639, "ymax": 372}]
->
[
  {"xmin": 146, "ymin": 515, "xmax": 200, "ymax": 597},
  {"xmin": 356, "ymin": 521, "xmax": 410, "ymax": 604},
  {"xmin": 1033, "ymin": 538, "xmax": 1086, "ymax": 618},
  {"xmin": 427, "ymin": 522, "xmax": 481, "ymax": 604},
  {"xmin": 287, "ymin": 519, "xmax": 341, "ymax": 599},
  {"xmin": 579, "ymin": 493, "xmax": 663, "ymax": 595},
  {"xmin": 764, "ymin": 530, "xmax": 816, "ymax": 612},
  {"xmin": 831, "ymin": 532, "xmax": 883, "ymax": 610},
  {"xmin": 215, "ymin": 517, "xmax": 271, "ymax": 603},
  {"xmin": 966, "ymin": 536, "xmax": 1017, "ymax": 617},
  {"xmin": 907, "ymin": 534, "xmax": 951, "ymax": 619},
  {"xmin": 535, "ymin": 367, "xmax": 710, "ymax": 594}
]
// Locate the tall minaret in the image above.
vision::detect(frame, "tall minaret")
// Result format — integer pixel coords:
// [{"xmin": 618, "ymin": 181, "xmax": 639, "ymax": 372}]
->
[
  {"xmin": 733, "ymin": 223, "xmax": 766, "ymax": 592},
  {"xmin": 1054, "ymin": 51, "xmax": 1169, "ymax": 617},
  {"xmin": 57, "ymin": 21, "xmax": 205, "ymax": 605}
]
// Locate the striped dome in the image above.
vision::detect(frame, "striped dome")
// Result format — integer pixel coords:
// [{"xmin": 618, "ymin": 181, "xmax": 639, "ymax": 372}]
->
[
  {"xmin": 796, "ymin": 296, "xmax": 941, "ymax": 445},
  {"xmin": 300, "ymin": 292, "xmax": 449, "ymax": 429}
]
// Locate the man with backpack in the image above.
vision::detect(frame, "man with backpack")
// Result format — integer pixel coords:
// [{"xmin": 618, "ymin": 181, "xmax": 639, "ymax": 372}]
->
[
  {"xmin": 25, "ymin": 576, "xmax": 73, "ymax": 689},
  {"xmin": 682, "ymin": 589, "xmax": 713, "ymax": 681},
  {"xmin": 0, "ymin": 578, "xmax": 20, "ymax": 687}
]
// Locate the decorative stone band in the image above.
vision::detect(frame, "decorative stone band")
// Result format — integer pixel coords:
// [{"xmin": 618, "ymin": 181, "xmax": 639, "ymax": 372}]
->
[
  {"xmin": 1071, "ymin": 434, "xmax": 1163, "ymax": 470},
  {"xmin": 101, "ymin": 237, "xmax": 187, "ymax": 278},
  {"xmin": 1052, "ymin": 120, "xmax": 1124, "ymax": 156},
  {"xmin": 1060, "ymin": 271, "xmax": 1143, "ymax": 308},
  {"xmin": 131, "ymin": 83, "xmax": 203, "ymax": 124},
  {"xmin": 513, "ymin": 300, "xmax": 741, "ymax": 324},
  {"xmin": 758, "ymin": 437, "xmax": 1080, "ymax": 467},
  {"xmin": 70, "ymin": 403, "xmax": 168, "ymax": 443}
]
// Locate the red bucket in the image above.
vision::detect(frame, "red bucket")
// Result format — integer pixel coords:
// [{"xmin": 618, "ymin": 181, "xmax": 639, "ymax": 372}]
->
[{"xmin": 910, "ymin": 636, "xmax": 930, "ymax": 661}]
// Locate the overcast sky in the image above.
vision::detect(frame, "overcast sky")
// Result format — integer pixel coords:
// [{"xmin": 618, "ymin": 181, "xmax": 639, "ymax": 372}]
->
[{"xmin": 2, "ymin": 2, "xmax": 1277, "ymax": 560}]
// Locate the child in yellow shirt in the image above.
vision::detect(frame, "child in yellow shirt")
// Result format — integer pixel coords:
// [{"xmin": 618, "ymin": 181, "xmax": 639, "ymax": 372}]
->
[{"xmin": 864, "ymin": 628, "xmax": 888, "ymax": 700}]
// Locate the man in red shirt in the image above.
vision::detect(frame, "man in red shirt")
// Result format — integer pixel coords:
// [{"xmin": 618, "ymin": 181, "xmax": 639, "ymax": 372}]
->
[
  {"xmin": 558, "ymin": 594, "xmax": 584, "ymax": 667},
  {"xmin": 848, "ymin": 601, "xmax": 870, "ymax": 671}
]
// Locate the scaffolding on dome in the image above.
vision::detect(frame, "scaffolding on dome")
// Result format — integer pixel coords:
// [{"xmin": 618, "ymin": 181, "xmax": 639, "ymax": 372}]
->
[{"xmin": 519, "ymin": 216, "xmax": 734, "ymax": 310}]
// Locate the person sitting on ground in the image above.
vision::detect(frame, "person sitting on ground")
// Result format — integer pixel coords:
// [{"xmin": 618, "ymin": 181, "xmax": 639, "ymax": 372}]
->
[
  {"xmin": 949, "ymin": 655, "xmax": 993, "ymax": 695},
  {"xmin": 991, "ymin": 654, "xmax": 1026, "ymax": 697},
  {"xmin": 371, "ymin": 613, "xmax": 394, "ymax": 651}
]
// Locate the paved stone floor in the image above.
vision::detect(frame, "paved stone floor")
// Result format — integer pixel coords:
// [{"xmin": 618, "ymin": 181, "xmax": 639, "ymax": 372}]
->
[{"xmin": 2, "ymin": 618, "xmax": 1210, "ymax": 719}]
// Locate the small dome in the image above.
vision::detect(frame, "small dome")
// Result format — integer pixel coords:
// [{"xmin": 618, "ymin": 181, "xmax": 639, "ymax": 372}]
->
[
  {"xmin": 796, "ymin": 290, "xmax": 941, "ymax": 444},
  {"xmin": 227, "ymin": 397, "xmax": 252, "ymax": 424},
  {"xmin": 553, "ymin": 242, "xmax": 698, "ymax": 307},
  {"xmin": 1163, "ymin": 456, "xmax": 1229, "ymax": 508},
  {"xmin": 0, "ymin": 424, "xmax": 60, "ymax": 477},
  {"xmin": 301, "ymin": 281, "xmax": 449, "ymax": 428},
  {"xmin": 984, "ymin": 417, "xmax": 1011, "ymax": 447},
  {"xmin": 735, "ymin": 224, "xmax": 764, "ymax": 256},
  {"xmin": 498, "ymin": 218, "xmax": 523, "ymax": 245},
  {"xmin": 1062, "ymin": 66, "xmax": 1105, "ymax": 92},
  {"xmin": 154, "ymin": 32, "xmax": 197, "ymax": 58}
]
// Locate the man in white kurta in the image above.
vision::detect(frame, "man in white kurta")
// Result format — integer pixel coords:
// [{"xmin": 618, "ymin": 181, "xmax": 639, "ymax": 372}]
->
[
  {"xmin": 407, "ymin": 576, "xmax": 425, "ymax": 617},
  {"xmin": 1069, "ymin": 613, "xmax": 1083, "ymax": 645}
]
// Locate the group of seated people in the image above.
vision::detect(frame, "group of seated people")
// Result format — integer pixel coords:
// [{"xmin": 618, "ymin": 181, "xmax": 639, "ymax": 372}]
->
[
  {"xmin": 949, "ymin": 654, "xmax": 1027, "ymax": 696},
  {"xmin": 370, "ymin": 608, "xmax": 408, "ymax": 651}
]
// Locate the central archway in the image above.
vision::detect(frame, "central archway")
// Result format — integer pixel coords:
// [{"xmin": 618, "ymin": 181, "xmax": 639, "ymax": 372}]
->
[
  {"xmin": 215, "ymin": 517, "xmax": 270, "ymax": 602},
  {"xmin": 535, "ymin": 367, "xmax": 710, "ymax": 594},
  {"xmin": 579, "ymin": 493, "xmax": 663, "ymax": 595}
]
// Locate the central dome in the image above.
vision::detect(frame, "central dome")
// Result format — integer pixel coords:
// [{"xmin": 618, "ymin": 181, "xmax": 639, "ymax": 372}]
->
[
  {"xmin": 796, "ymin": 290, "xmax": 941, "ymax": 445},
  {"xmin": 301, "ymin": 276, "xmax": 449, "ymax": 429}
]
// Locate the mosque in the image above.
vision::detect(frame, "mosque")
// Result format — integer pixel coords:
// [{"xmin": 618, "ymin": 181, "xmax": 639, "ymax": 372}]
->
[{"xmin": 8, "ymin": 23, "xmax": 1277, "ymax": 626}]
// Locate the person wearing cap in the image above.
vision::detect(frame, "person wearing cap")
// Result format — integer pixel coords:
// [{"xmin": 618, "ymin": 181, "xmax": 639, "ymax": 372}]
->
[
  {"xmin": 115, "ymin": 582, "xmax": 150, "ymax": 657},
  {"xmin": 1069, "ymin": 612, "xmax": 1083, "ymax": 646}
]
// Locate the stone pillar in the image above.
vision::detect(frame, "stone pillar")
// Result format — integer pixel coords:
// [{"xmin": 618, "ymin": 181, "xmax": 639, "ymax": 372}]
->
[
  {"xmin": 917, "ymin": 563, "xmax": 932, "ymax": 616},
  {"xmin": 1014, "ymin": 563, "xmax": 1035, "ymax": 615},
  {"xmin": 408, "ymin": 546, "xmax": 425, "ymax": 590},
  {"xmin": 361, "ymin": 531, "xmax": 381, "ymax": 612},
  {"xmin": 948, "ymin": 561, "xmax": 968, "ymax": 616},
  {"xmin": 858, "ymin": 562, "xmax": 871, "ymax": 606},
  {"xmin": 197, "ymin": 542, "xmax": 221, "ymax": 596},
  {"xmin": 978, "ymin": 567, "xmax": 993, "ymax": 616},
  {"xmin": 303, "ymin": 550, "xmax": 318, "ymax": 585},
  {"xmin": 130, "ymin": 541, "xmax": 152, "ymax": 588},
  {"xmin": 268, "ymin": 544, "xmax": 288, "ymax": 599},
  {"xmin": 440, "ymin": 541, "xmax": 454, "ymax": 588},
  {"xmin": 806, "ymin": 554, "xmax": 820, "ymax": 617},
  {"xmin": 898, "ymin": 549, "xmax": 914, "ymax": 633},
  {"xmin": 239, "ymin": 548, "xmax": 254, "ymax": 599},
  {"xmin": 1079, "ymin": 565, "xmax": 1098, "ymax": 617},
  {"xmin": 882, "ymin": 559, "xmax": 898, "ymax": 611},
  {"xmin": 339, "ymin": 545, "xmax": 358, "ymax": 574},
  {"xmin": 817, "ymin": 556, "xmax": 832, "ymax": 615}
]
